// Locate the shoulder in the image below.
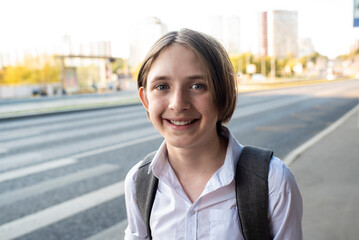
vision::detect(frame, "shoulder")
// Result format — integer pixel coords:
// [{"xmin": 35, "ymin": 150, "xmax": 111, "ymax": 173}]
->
[
  {"xmin": 124, "ymin": 160, "xmax": 142, "ymax": 196},
  {"xmin": 268, "ymin": 156, "xmax": 299, "ymax": 195},
  {"xmin": 125, "ymin": 151, "xmax": 157, "ymax": 196},
  {"xmin": 267, "ymin": 157, "xmax": 303, "ymax": 238},
  {"xmin": 124, "ymin": 159, "xmax": 152, "ymax": 239}
]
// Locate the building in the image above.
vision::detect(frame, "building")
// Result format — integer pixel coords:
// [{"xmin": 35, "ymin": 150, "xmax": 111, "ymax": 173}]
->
[
  {"xmin": 190, "ymin": 15, "xmax": 241, "ymax": 55},
  {"xmin": 298, "ymin": 38, "xmax": 315, "ymax": 57},
  {"xmin": 260, "ymin": 12, "xmax": 268, "ymax": 56},
  {"xmin": 261, "ymin": 10, "xmax": 298, "ymax": 59},
  {"xmin": 129, "ymin": 17, "xmax": 168, "ymax": 68},
  {"xmin": 223, "ymin": 16, "xmax": 241, "ymax": 55}
]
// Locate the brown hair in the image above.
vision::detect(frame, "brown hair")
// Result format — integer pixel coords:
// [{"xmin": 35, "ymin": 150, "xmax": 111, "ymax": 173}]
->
[{"xmin": 137, "ymin": 28, "xmax": 237, "ymax": 130}]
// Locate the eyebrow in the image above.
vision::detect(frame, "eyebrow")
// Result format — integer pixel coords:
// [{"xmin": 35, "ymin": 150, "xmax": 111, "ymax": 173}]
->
[
  {"xmin": 186, "ymin": 75, "xmax": 206, "ymax": 80},
  {"xmin": 151, "ymin": 74, "xmax": 206, "ymax": 82}
]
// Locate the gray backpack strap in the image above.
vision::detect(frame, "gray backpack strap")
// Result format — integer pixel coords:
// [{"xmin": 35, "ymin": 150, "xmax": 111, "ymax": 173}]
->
[
  {"xmin": 235, "ymin": 146, "xmax": 273, "ymax": 240},
  {"xmin": 135, "ymin": 151, "xmax": 158, "ymax": 240}
]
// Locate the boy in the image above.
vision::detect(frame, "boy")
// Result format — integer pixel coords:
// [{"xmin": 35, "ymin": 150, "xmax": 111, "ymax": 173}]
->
[{"xmin": 124, "ymin": 28, "xmax": 302, "ymax": 239}]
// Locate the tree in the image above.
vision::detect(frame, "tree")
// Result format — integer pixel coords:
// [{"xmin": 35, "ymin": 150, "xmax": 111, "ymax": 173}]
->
[
  {"xmin": 231, "ymin": 53, "xmax": 275, "ymax": 77},
  {"xmin": 0, "ymin": 55, "xmax": 60, "ymax": 86},
  {"xmin": 111, "ymin": 58, "xmax": 125, "ymax": 74}
]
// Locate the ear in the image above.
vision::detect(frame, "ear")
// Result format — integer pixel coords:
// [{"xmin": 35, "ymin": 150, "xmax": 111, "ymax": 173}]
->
[{"xmin": 139, "ymin": 87, "xmax": 149, "ymax": 111}]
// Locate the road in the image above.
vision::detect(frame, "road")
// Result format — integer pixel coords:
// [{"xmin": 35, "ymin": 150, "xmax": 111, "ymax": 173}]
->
[{"xmin": 0, "ymin": 79, "xmax": 358, "ymax": 240}]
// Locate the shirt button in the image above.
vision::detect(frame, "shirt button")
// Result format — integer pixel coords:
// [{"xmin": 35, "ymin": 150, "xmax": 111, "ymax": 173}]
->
[{"xmin": 190, "ymin": 210, "xmax": 196, "ymax": 216}]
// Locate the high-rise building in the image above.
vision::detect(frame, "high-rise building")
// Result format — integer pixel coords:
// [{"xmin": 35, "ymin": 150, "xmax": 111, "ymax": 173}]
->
[
  {"xmin": 260, "ymin": 12, "xmax": 268, "ymax": 56},
  {"xmin": 196, "ymin": 15, "xmax": 241, "ymax": 55},
  {"xmin": 261, "ymin": 10, "xmax": 298, "ymax": 59},
  {"xmin": 223, "ymin": 16, "xmax": 241, "ymax": 55}
]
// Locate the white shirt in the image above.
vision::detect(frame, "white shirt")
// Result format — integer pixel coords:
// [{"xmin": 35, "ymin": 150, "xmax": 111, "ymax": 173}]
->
[{"xmin": 124, "ymin": 129, "xmax": 303, "ymax": 240}]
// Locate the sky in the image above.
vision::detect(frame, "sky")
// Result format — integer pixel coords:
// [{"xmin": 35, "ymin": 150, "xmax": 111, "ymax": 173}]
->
[{"xmin": 1, "ymin": 0, "xmax": 359, "ymax": 60}]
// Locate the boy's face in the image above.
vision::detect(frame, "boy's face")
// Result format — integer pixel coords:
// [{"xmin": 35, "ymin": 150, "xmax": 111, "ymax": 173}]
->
[{"xmin": 139, "ymin": 43, "xmax": 219, "ymax": 150}]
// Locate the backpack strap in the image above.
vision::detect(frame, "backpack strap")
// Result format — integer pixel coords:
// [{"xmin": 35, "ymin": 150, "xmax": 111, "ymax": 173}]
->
[
  {"xmin": 135, "ymin": 151, "xmax": 158, "ymax": 240},
  {"xmin": 235, "ymin": 146, "xmax": 273, "ymax": 240}
]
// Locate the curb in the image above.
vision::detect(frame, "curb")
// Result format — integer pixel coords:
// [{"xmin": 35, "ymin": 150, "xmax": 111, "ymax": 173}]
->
[
  {"xmin": 0, "ymin": 99, "xmax": 141, "ymax": 121},
  {"xmin": 284, "ymin": 104, "xmax": 359, "ymax": 166}
]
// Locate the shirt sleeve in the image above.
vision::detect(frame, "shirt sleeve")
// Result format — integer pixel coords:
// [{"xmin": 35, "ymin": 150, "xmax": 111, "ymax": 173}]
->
[
  {"xmin": 124, "ymin": 161, "xmax": 149, "ymax": 240},
  {"xmin": 268, "ymin": 157, "xmax": 303, "ymax": 240}
]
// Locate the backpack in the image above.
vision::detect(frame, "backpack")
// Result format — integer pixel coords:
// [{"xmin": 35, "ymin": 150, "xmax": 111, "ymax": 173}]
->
[{"xmin": 135, "ymin": 146, "xmax": 273, "ymax": 240}]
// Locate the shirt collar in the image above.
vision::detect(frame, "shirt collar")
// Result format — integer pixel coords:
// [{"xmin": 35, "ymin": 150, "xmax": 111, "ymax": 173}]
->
[
  {"xmin": 148, "ymin": 127, "xmax": 243, "ymax": 191},
  {"xmin": 204, "ymin": 127, "xmax": 242, "ymax": 192}
]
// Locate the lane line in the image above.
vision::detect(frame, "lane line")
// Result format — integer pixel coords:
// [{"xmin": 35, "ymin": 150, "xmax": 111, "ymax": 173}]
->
[
  {"xmin": 284, "ymin": 104, "xmax": 359, "ymax": 166},
  {"xmin": 85, "ymin": 219, "xmax": 128, "ymax": 240},
  {"xmin": 0, "ymin": 164, "xmax": 120, "ymax": 207},
  {"xmin": 0, "ymin": 129, "xmax": 42, "ymax": 141},
  {"xmin": 0, "ymin": 158, "xmax": 77, "ymax": 183},
  {"xmin": 0, "ymin": 181, "xmax": 124, "ymax": 240},
  {"xmin": 0, "ymin": 152, "xmax": 43, "ymax": 172},
  {"xmin": 232, "ymin": 95, "xmax": 310, "ymax": 119},
  {"xmin": 0, "ymin": 148, "xmax": 7, "ymax": 154},
  {"xmin": 0, "ymin": 129, "xmax": 158, "ymax": 172},
  {"xmin": 71, "ymin": 133, "xmax": 162, "ymax": 159},
  {"xmin": 1, "ymin": 117, "xmax": 150, "ymax": 149}
]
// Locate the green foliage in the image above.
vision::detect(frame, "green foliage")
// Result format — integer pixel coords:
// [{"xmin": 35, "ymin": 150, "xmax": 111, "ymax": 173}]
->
[
  {"xmin": 299, "ymin": 52, "xmax": 326, "ymax": 68},
  {"xmin": 230, "ymin": 52, "xmax": 253, "ymax": 74},
  {"xmin": 0, "ymin": 55, "xmax": 60, "ymax": 86},
  {"xmin": 111, "ymin": 58, "xmax": 125, "ymax": 74},
  {"xmin": 230, "ymin": 53, "xmax": 272, "ymax": 76},
  {"xmin": 336, "ymin": 48, "xmax": 359, "ymax": 61}
]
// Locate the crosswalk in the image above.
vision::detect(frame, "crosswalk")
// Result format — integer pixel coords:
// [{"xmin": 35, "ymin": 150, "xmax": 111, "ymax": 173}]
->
[
  {"xmin": 0, "ymin": 106, "xmax": 159, "ymax": 239},
  {"xmin": 0, "ymin": 181, "xmax": 125, "ymax": 239},
  {"xmin": 0, "ymin": 80, "xmax": 357, "ymax": 239}
]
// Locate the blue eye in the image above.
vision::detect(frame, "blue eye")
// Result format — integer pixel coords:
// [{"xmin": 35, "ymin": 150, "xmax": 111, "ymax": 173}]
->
[
  {"xmin": 156, "ymin": 84, "xmax": 169, "ymax": 90},
  {"xmin": 191, "ymin": 84, "xmax": 204, "ymax": 90}
]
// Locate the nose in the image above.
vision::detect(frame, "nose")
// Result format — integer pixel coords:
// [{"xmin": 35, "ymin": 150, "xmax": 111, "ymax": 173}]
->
[{"xmin": 168, "ymin": 88, "xmax": 190, "ymax": 112}]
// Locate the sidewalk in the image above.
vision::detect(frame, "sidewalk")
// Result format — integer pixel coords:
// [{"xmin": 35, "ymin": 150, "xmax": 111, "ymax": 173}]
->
[{"xmin": 289, "ymin": 105, "xmax": 359, "ymax": 240}]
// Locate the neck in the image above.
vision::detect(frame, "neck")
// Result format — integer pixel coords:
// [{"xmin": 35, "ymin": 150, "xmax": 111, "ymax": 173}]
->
[
  {"xmin": 166, "ymin": 134, "xmax": 228, "ymax": 177},
  {"xmin": 166, "ymin": 133, "xmax": 228, "ymax": 203}
]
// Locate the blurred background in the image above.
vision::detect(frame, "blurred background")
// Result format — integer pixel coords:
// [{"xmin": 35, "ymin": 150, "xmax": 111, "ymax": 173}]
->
[{"xmin": 0, "ymin": 0, "xmax": 358, "ymax": 97}]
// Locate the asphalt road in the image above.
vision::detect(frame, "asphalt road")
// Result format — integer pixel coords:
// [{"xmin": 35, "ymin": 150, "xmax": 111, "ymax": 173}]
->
[{"xmin": 0, "ymin": 79, "xmax": 358, "ymax": 240}]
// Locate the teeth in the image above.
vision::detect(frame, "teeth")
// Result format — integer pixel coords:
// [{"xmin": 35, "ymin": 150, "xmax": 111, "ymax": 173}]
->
[{"xmin": 170, "ymin": 120, "xmax": 194, "ymax": 126}]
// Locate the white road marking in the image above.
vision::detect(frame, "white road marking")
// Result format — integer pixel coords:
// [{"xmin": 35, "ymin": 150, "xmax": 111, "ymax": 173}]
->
[
  {"xmin": 85, "ymin": 219, "xmax": 128, "ymax": 240},
  {"xmin": 232, "ymin": 95, "xmax": 310, "ymax": 120},
  {"xmin": 0, "ymin": 158, "xmax": 77, "ymax": 183},
  {"xmin": 0, "ymin": 130, "xmax": 159, "ymax": 172},
  {"xmin": 0, "ymin": 148, "xmax": 7, "ymax": 154},
  {"xmin": 0, "ymin": 181, "xmax": 125, "ymax": 240},
  {"xmin": 72, "ymin": 133, "xmax": 162, "ymax": 159},
  {"xmin": 0, "ymin": 164, "xmax": 120, "ymax": 207},
  {"xmin": 1, "ymin": 117, "xmax": 149, "ymax": 150},
  {"xmin": 0, "ymin": 152, "xmax": 43, "ymax": 172},
  {"xmin": 284, "ymin": 104, "xmax": 359, "ymax": 166},
  {"xmin": 0, "ymin": 129, "xmax": 42, "ymax": 141}
]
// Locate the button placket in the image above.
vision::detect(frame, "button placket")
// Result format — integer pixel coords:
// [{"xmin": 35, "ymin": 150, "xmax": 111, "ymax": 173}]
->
[{"xmin": 186, "ymin": 207, "xmax": 197, "ymax": 240}]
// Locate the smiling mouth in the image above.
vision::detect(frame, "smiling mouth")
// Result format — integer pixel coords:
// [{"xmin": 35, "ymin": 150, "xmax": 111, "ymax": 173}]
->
[{"xmin": 169, "ymin": 119, "xmax": 197, "ymax": 126}]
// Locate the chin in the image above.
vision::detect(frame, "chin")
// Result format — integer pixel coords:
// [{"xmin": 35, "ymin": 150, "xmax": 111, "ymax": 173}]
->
[{"xmin": 165, "ymin": 136, "xmax": 201, "ymax": 149}]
